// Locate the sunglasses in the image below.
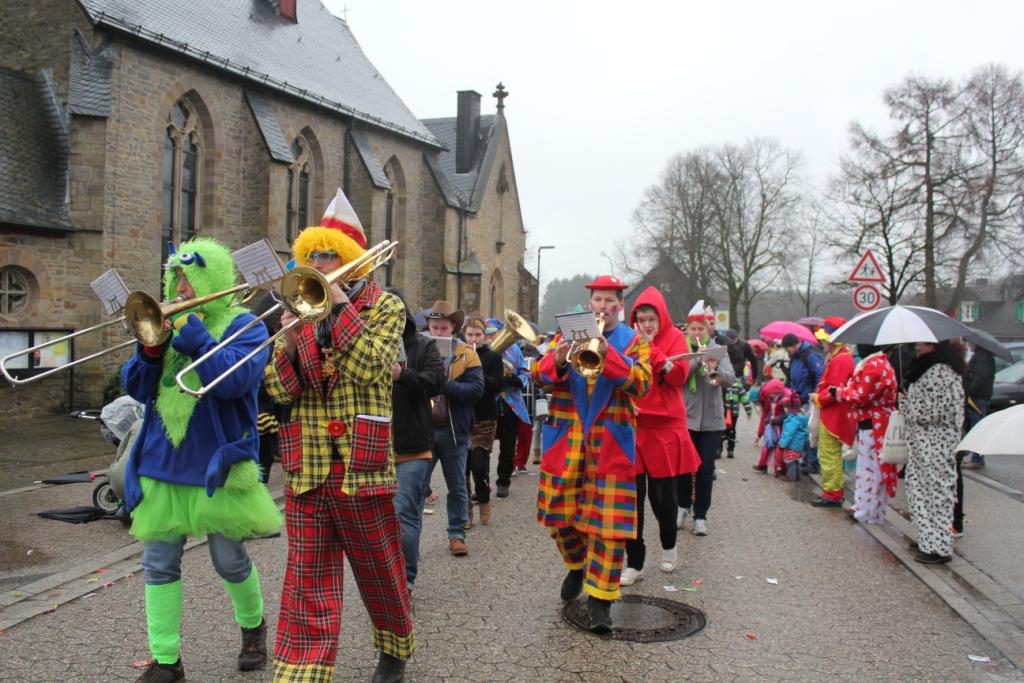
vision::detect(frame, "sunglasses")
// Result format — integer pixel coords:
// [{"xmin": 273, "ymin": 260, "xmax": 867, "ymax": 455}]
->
[{"xmin": 308, "ymin": 251, "xmax": 338, "ymax": 264}]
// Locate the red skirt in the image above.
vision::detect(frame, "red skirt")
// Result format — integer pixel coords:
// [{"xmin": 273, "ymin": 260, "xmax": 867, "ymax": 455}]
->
[{"xmin": 636, "ymin": 426, "xmax": 700, "ymax": 478}]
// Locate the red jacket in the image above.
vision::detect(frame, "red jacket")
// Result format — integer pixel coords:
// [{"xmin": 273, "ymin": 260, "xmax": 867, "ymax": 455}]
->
[
  {"xmin": 815, "ymin": 347, "xmax": 856, "ymax": 446},
  {"xmin": 629, "ymin": 287, "xmax": 690, "ymax": 427}
]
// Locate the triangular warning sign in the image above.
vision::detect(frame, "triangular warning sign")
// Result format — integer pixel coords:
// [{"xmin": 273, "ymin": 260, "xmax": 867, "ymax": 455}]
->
[{"xmin": 848, "ymin": 250, "xmax": 885, "ymax": 283}]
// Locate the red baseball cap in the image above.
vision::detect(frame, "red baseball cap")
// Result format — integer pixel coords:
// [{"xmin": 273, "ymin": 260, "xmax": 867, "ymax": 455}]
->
[{"xmin": 585, "ymin": 274, "xmax": 628, "ymax": 291}]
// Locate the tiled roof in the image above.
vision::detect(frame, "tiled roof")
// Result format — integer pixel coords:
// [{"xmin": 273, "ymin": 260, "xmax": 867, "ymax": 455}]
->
[
  {"xmin": 421, "ymin": 114, "xmax": 498, "ymax": 212},
  {"xmin": 0, "ymin": 67, "xmax": 71, "ymax": 231},
  {"xmin": 245, "ymin": 90, "xmax": 293, "ymax": 164},
  {"xmin": 349, "ymin": 127, "xmax": 390, "ymax": 190},
  {"xmin": 77, "ymin": 0, "xmax": 440, "ymax": 147},
  {"xmin": 68, "ymin": 31, "xmax": 112, "ymax": 117}
]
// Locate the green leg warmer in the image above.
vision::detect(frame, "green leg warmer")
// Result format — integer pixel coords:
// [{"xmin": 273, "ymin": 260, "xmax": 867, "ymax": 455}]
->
[
  {"xmin": 145, "ymin": 581, "xmax": 183, "ymax": 665},
  {"xmin": 223, "ymin": 564, "xmax": 264, "ymax": 629}
]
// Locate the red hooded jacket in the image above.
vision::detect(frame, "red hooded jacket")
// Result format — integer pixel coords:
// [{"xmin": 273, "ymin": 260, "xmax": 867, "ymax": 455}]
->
[
  {"xmin": 815, "ymin": 347, "xmax": 856, "ymax": 446},
  {"xmin": 630, "ymin": 287, "xmax": 690, "ymax": 426}
]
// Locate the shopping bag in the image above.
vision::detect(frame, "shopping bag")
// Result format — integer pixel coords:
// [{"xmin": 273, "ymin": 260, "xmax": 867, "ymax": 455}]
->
[
  {"xmin": 879, "ymin": 410, "xmax": 908, "ymax": 465},
  {"xmin": 807, "ymin": 402, "xmax": 821, "ymax": 448}
]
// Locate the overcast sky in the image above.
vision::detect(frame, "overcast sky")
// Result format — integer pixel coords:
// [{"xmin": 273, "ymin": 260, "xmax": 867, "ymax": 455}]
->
[{"xmin": 323, "ymin": 0, "xmax": 1024, "ymax": 296}]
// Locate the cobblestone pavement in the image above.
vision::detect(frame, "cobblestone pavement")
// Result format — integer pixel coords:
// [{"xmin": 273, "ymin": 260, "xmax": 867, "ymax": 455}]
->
[{"xmin": 1, "ymin": 420, "xmax": 1021, "ymax": 682}]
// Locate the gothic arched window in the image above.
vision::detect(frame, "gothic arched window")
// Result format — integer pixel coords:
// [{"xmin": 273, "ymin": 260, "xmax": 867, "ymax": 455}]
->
[
  {"xmin": 162, "ymin": 101, "xmax": 202, "ymax": 265},
  {"xmin": 286, "ymin": 137, "xmax": 312, "ymax": 244}
]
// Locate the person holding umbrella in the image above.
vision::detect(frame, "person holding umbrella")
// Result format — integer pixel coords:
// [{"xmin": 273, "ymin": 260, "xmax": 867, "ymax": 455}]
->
[
  {"xmin": 902, "ymin": 340, "xmax": 966, "ymax": 564},
  {"xmin": 961, "ymin": 342, "xmax": 995, "ymax": 471}
]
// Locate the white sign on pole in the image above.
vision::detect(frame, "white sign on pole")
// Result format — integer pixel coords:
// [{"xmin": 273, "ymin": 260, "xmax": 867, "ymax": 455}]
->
[
  {"xmin": 852, "ymin": 284, "xmax": 882, "ymax": 312},
  {"xmin": 848, "ymin": 250, "xmax": 886, "ymax": 283}
]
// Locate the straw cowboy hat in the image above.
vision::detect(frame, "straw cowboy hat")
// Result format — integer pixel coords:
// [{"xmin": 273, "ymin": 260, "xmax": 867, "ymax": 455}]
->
[{"xmin": 426, "ymin": 300, "xmax": 465, "ymax": 331}]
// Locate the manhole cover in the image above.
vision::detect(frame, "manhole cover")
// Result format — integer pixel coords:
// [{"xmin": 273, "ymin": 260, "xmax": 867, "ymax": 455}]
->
[{"xmin": 561, "ymin": 594, "xmax": 707, "ymax": 642}]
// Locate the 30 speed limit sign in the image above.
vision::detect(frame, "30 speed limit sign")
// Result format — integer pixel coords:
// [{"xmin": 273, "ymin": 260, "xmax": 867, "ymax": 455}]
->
[{"xmin": 853, "ymin": 284, "xmax": 881, "ymax": 311}]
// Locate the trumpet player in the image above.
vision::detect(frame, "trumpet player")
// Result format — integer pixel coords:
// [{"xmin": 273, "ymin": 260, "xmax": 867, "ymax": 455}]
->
[
  {"xmin": 532, "ymin": 275, "xmax": 651, "ymax": 634},
  {"xmin": 264, "ymin": 190, "xmax": 413, "ymax": 683},
  {"xmin": 677, "ymin": 300, "xmax": 736, "ymax": 537},
  {"xmin": 122, "ymin": 238, "xmax": 281, "ymax": 683}
]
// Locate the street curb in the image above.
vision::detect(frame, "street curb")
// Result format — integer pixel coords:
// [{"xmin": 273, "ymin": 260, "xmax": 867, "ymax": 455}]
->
[
  {"xmin": 809, "ymin": 472, "xmax": 1024, "ymax": 670},
  {"xmin": 0, "ymin": 486, "xmax": 285, "ymax": 633}
]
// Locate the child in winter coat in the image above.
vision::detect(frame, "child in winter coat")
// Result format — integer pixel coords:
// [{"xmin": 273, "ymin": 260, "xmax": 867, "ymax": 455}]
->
[
  {"xmin": 720, "ymin": 384, "xmax": 754, "ymax": 459},
  {"xmin": 755, "ymin": 379, "xmax": 788, "ymax": 472},
  {"xmin": 778, "ymin": 394, "xmax": 810, "ymax": 481}
]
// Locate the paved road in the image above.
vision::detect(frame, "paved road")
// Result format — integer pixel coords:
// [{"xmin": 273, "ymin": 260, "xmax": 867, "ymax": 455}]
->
[{"xmin": 1, "ymin": 419, "xmax": 1018, "ymax": 682}]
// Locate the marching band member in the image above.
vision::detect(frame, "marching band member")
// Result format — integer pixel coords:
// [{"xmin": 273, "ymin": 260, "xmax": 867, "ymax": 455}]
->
[
  {"xmin": 532, "ymin": 275, "xmax": 651, "ymax": 634},
  {"xmin": 265, "ymin": 190, "xmax": 413, "ymax": 683},
  {"xmin": 122, "ymin": 237, "xmax": 281, "ymax": 682},
  {"xmin": 677, "ymin": 300, "xmax": 736, "ymax": 536},
  {"xmin": 620, "ymin": 287, "xmax": 699, "ymax": 586}
]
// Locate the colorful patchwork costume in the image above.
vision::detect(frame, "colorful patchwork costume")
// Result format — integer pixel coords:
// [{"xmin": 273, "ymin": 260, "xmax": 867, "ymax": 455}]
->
[
  {"xmin": 264, "ymin": 190, "xmax": 413, "ymax": 683},
  {"xmin": 533, "ymin": 279, "xmax": 651, "ymax": 606},
  {"xmin": 122, "ymin": 237, "xmax": 282, "ymax": 679}
]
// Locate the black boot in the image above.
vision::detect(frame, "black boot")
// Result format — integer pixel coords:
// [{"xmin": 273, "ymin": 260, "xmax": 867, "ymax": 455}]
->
[
  {"xmin": 560, "ymin": 568, "xmax": 584, "ymax": 601},
  {"xmin": 371, "ymin": 652, "xmax": 407, "ymax": 683},
  {"xmin": 237, "ymin": 618, "xmax": 267, "ymax": 671},
  {"xmin": 587, "ymin": 596, "xmax": 613, "ymax": 635},
  {"xmin": 136, "ymin": 659, "xmax": 185, "ymax": 683}
]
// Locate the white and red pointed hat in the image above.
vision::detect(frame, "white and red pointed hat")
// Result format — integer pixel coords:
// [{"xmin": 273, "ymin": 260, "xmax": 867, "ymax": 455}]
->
[
  {"xmin": 687, "ymin": 299, "xmax": 708, "ymax": 323},
  {"xmin": 321, "ymin": 188, "xmax": 367, "ymax": 248}
]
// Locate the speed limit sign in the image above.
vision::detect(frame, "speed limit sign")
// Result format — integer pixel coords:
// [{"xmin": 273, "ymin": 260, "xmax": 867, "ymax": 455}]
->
[{"xmin": 853, "ymin": 284, "xmax": 881, "ymax": 311}]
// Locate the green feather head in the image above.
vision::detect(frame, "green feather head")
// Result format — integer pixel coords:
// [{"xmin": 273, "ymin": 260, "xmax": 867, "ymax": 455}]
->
[{"xmin": 164, "ymin": 237, "xmax": 240, "ymax": 315}]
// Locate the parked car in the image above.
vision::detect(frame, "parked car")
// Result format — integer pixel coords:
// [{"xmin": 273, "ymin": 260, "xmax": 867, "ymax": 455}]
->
[
  {"xmin": 993, "ymin": 341, "xmax": 1024, "ymax": 374},
  {"xmin": 989, "ymin": 360, "xmax": 1024, "ymax": 413}
]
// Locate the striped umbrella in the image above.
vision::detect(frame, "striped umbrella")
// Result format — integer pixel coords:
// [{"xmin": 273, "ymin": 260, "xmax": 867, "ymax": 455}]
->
[{"xmin": 830, "ymin": 305, "xmax": 973, "ymax": 346}]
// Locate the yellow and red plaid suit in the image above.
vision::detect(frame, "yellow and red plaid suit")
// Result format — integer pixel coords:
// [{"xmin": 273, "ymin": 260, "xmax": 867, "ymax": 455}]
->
[{"xmin": 265, "ymin": 283, "xmax": 414, "ymax": 683}]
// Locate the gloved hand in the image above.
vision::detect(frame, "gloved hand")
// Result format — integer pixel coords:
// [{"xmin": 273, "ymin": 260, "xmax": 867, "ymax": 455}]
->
[
  {"xmin": 171, "ymin": 314, "xmax": 213, "ymax": 357},
  {"xmin": 503, "ymin": 374, "xmax": 523, "ymax": 388}
]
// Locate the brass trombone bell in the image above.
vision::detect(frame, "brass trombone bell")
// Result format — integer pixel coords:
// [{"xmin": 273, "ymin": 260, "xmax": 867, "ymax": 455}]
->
[{"xmin": 122, "ymin": 284, "xmax": 251, "ymax": 347}]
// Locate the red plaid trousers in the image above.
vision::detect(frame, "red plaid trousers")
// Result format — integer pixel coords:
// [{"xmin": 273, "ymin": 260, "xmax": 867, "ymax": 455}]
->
[{"xmin": 273, "ymin": 462, "xmax": 414, "ymax": 683}]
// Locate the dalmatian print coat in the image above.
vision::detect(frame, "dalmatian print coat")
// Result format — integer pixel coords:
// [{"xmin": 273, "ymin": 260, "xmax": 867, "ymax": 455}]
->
[{"xmin": 902, "ymin": 362, "xmax": 965, "ymax": 557}]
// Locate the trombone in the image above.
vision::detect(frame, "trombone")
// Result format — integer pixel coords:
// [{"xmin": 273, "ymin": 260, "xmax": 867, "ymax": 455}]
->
[
  {"xmin": 175, "ymin": 240, "xmax": 398, "ymax": 398},
  {"xmin": 0, "ymin": 285, "xmax": 254, "ymax": 386}
]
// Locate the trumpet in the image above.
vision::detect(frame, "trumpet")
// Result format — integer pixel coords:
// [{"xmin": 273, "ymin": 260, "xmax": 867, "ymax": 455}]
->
[
  {"xmin": 568, "ymin": 316, "xmax": 606, "ymax": 379},
  {"xmin": 175, "ymin": 240, "xmax": 398, "ymax": 397},
  {"xmin": 696, "ymin": 341, "xmax": 721, "ymax": 386}
]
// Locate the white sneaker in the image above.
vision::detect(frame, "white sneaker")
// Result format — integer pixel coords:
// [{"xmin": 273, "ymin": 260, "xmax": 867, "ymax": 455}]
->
[
  {"xmin": 620, "ymin": 567, "xmax": 644, "ymax": 586},
  {"xmin": 692, "ymin": 519, "xmax": 708, "ymax": 536},
  {"xmin": 659, "ymin": 547, "xmax": 677, "ymax": 573},
  {"xmin": 676, "ymin": 507, "xmax": 690, "ymax": 530}
]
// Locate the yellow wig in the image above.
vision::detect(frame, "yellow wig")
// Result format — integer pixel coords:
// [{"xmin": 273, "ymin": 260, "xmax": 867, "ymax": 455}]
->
[{"xmin": 291, "ymin": 226, "xmax": 372, "ymax": 277}]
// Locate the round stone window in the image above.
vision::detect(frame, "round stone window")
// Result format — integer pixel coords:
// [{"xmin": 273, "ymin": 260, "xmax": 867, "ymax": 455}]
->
[{"xmin": 0, "ymin": 267, "xmax": 31, "ymax": 315}]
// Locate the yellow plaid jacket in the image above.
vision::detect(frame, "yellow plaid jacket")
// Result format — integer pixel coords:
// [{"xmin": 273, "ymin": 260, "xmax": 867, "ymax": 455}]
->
[{"xmin": 265, "ymin": 283, "xmax": 404, "ymax": 496}]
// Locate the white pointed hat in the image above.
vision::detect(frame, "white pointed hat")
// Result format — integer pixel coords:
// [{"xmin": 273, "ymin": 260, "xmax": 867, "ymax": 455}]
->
[
  {"xmin": 687, "ymin": 299, "xmax": 707, "ymax": 323},
  {"xmin": 321, "ymin": 188, "xmax": 366, "ymax": 248}
]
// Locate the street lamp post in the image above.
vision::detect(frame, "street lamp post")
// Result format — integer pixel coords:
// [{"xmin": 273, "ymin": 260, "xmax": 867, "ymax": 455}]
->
[{"xmin": 536, "ymin": 245, "xmax": 555, "ymax": 328}]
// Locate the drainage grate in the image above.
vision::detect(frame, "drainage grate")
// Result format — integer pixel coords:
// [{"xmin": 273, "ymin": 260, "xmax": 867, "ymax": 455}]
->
[{"xmin": 562, "ymin": 594, "xmax": 708, "ymax": 642}]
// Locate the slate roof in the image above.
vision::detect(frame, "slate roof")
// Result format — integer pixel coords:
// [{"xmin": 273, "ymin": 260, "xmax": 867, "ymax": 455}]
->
[
  {"xmin": 349, "ymin": 127, "xmax": 390, "ymax": 190},
  {"xmin": 245, "ymin": 90, "xmax": 293, "ymax": 164},
  {"xmin": 76, "ymin": 0, "xmax": 440, "ymax": 147},
  {"xmin": 422, "ymin": 114, "xmax": 499, "ymax": 211},
  {"xmin": 0, "ymin": 67, "xmax": 71, "ymax": 231},
  {"xmin": 68, "ymin": 31, "xmax": 112, "ymax": 116}
]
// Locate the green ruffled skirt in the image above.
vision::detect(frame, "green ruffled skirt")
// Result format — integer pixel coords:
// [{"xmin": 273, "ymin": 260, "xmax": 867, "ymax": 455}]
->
[{"xmin": 130, "ymin": 460, "xmax": 282, "ymax": 542}]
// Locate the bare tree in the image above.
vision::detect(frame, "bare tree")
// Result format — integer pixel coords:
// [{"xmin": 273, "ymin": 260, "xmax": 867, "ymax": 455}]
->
[{"xmin": 782, "ymin": 204, "xmax": 832, "ymax": 316}]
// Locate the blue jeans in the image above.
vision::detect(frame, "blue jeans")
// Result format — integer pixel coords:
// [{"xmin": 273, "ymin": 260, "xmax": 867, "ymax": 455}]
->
[
  {"xmin": 430, "ymin": 426, "xmax": 469, "ymax": 540},
  {"xmin": 394, "ymin": 459, "xmax": 431, "ymax": 587},
  {"xmin": 142, "ymin": 534, "xmax": 252, "ymax": 585},
  {"xmin": 966, "ymin": 398, "xmax": 989, "ymax": 464}
]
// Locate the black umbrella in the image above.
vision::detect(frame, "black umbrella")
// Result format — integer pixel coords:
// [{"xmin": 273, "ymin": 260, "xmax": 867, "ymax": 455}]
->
[
  {"xmin": 830, "ymin": 305, "xmax": 973, "ymax": 345},
  {"xmin": 966, "ymin": 327, "xmax": 1014, "ymax": 363}
]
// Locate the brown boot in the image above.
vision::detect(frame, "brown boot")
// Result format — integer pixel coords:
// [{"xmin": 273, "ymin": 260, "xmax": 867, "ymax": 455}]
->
[
  {"xmin": 237, "ymin": 618, "xmax": 268, "ymax": 671},
  {"xmin": 479, "ymin": 502, "xmax": 492, "ymax": 525},
  {"xmin": 448, "ymin": 538, "xmax": 469, "ymax": 556}
]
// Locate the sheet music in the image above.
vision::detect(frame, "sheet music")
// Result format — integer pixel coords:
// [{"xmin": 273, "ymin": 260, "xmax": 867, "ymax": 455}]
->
[
  {"xmin": 555, "ymin": 311, "xmax": 601, "ymax": 342},
  {"xmin": 665, "ymin": 345, "xmax": 729, "ymax": 363},
  {"xmin": 89, "ymin": 269, "xmax": 130, "ymax": 316},
  {"xmin": 422, "ymin": 334, "xmax": 454, "ymax": 359},
  {"xmin": 232, "ymin": 239, "xmax": 286, "ymax": 287}
]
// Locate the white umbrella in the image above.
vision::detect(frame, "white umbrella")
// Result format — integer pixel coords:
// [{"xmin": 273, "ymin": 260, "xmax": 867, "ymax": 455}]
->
[
  {"xmin": 830, "ymin": 305, "xmax": 973, "ymax": 346},
  {"xmin": 956, "ymin": 405, "xmax": 1024, "ymax": 456}
]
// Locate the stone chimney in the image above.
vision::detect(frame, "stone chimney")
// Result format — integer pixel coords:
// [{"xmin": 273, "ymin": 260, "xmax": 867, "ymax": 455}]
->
[
  {"xmin": 268, "ymin": 0, "xmax": 297, "ymax": 22},
  {"xmin": 455, "ymin": 90, "xmax": 481, "ymax": 174}
]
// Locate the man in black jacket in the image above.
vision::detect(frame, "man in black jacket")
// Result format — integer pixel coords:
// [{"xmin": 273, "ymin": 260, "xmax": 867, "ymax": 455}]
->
[
  {"xmin": 962, "ymin": 344, "xmax": 995, "ymax": 470},
  {"xmin": 463, "ymin": 314, "xmax": 505, "ymax": 526},
  {"xmin": 389, "ymin": 291, "xmax": 444, "ymax": 592}
]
